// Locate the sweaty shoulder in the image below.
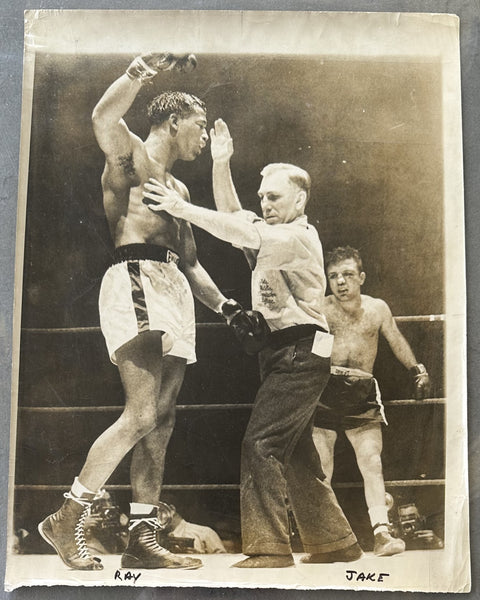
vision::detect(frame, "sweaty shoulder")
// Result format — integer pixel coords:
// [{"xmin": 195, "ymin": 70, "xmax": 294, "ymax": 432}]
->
[{"xmin": 362, "ymin": 295, "xmax": 392, "ymax": 318}]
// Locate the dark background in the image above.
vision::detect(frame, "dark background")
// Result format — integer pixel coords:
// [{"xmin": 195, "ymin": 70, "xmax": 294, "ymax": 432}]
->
[
  {"xmin": 22, "ymin": 53, "xmax": 444, "ymax": 328},
  {"xmin": 14, "ymin": 51, "xmax": 446, "ymax": 554}
]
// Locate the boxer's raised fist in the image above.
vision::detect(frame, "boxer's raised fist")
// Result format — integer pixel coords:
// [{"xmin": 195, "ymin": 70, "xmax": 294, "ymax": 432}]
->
[{"xmin": 126, "ymin": 52, "xmax": 197, "ymax": 83}]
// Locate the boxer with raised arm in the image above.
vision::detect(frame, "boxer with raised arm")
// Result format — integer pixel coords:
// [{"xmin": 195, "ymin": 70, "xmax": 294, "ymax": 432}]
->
[
  {"xmin": 38, "ymin": 54, "xmax": 257, "ymax": 571},
  {"xmin": 313, "ymin": 246, "xmax": 431, "ymax": 556}
]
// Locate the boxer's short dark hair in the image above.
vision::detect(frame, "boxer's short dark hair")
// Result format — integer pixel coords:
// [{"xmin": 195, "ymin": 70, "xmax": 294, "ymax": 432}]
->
[
  {"xmin": 326, "ymin": 246, "xmax": 364, "ymax": 272},
  {"xmin": 147, "ymin": 92, "xmax": 206, "ymax": 125}
]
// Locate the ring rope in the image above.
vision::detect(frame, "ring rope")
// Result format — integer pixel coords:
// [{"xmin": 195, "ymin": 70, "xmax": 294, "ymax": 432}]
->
[
  {"xmin": 14, "ymin": 480, "xmax": 445, "ymax": 491},
  {"xmin": 19, "ymin": 398, "xmax": 445, "ymax": 413},
  {"xmin": 21, "ymin": 314, "xmax": 445, "ymax": 335}
]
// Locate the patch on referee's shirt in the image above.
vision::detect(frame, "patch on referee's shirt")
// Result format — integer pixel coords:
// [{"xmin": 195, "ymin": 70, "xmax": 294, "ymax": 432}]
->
[
  {"xmin": 258, "ymin": 277, "xmax": 277, "ymax": 306},
  {"xmin": 127, "ymin": 260, "xmax": 150, "ymax": 333}
]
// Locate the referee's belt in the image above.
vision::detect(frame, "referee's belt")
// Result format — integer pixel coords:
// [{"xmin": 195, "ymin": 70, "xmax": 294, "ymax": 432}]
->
[
  {"xmin": 268, "ymin": 324, "xmax": 328, "ymax": 350},
  {"xmin": 112, "ymin": 244, "xmax": 180, "ymax": 266}
]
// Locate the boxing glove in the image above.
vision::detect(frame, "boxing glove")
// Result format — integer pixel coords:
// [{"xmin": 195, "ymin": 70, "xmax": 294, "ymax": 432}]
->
[
  {"xmin": 409, "ymin": 363, "xmax": 431, "ymax": 400},
  {"xmin": 126, "ymin": 52, "xmax": 197, "ymax": 83},
  {"xmin": 220, "ymin": 300, "xmax": 270, "ymax": 355}
]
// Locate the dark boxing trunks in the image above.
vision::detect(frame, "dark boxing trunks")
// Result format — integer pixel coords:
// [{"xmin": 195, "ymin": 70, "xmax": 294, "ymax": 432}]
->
[{"xmin": 314, "ymin": 367, "xmax": 387, "ymax": 431}]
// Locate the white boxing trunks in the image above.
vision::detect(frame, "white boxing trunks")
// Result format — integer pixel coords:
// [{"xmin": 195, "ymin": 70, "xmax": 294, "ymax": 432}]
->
[{"xmin": 99, "ymin": 244, "xmax": 196, "ymax": 365}]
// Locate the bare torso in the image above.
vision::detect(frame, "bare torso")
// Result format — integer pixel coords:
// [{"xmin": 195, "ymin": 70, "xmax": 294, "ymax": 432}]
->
[
  {"xmin": 102, "ymin": 140, "xmax": 186, "ymax": 252},
  {"xmin": 324, "ymin": 294, "xmax": 386, "ymax": 373}
]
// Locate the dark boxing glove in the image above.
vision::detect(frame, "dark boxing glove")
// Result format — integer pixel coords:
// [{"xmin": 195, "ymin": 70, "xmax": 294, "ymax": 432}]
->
[
  {"xmin": 220, "ymin": 299, "xmax": 270, "ymax": 355},
  {"xmin": 409, "ymin": 363, "xmax": 431, "ymax": 400},
  {"xmin": 126, "ymin": 52, "xmax": 197, "ymax": 83}
]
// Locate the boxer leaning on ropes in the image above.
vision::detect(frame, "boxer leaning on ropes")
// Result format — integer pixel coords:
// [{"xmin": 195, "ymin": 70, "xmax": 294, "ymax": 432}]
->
[{"xmin": 313, "ymin": 246, "xmax": 431, "ymax": 556}]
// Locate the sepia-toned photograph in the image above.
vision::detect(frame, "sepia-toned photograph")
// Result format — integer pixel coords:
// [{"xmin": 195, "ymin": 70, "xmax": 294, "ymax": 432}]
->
[{"xmin": 5, "ymin": 9, "xmax": 469, "ymax": 592}]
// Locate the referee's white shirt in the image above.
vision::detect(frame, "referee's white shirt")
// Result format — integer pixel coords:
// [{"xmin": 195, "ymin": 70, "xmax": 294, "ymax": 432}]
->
[{"xmin": 237, "ymin": 211, "xmax": 329, "ymax": 333}]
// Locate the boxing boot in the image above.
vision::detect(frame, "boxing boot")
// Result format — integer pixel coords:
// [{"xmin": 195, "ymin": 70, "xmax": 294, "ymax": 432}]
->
[
  {"xmin": 121, "ymin": 507, "xmax": 202, "ymax": 570},
  {"xmin": 38, "ymin": 491, "xmax": 103, "ymax": 570},
  {"xmin": 373, "ymin": 531, "xmax": 406, "ymax": 556}
]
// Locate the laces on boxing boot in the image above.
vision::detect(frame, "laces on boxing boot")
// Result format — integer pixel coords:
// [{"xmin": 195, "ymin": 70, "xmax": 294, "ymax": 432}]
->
[
  {"xmin": 38, "ymin": 491, "xmax": 103, "ymax": 570},
  {"xmin": 121, "ymin": 508, "xmax": 202, "ymax": 570}
]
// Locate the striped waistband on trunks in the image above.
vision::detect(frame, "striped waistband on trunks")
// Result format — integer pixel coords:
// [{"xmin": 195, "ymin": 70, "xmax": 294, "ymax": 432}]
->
[
  {"xmin": 268, "ymin": 324, "xmax": 328, "ymax": 349},
  {"xmin": 330, "ymin": 365, "xmax": 373, "ymax": 379},
  {"xmin": 112, "ymin": 244, "xmax": 180, "ymax": 266}
]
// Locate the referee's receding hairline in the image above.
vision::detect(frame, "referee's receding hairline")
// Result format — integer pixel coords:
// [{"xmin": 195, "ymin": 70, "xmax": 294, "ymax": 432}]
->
[{"xmin": 260, "ymin": 163, "xmax": 311, "ymax": 203}]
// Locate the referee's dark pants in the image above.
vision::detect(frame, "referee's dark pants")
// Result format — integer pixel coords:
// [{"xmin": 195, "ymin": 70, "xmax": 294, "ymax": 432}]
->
[{"xmin": 240, "ymin": 328, "xmax": 357, "ymax": 556}]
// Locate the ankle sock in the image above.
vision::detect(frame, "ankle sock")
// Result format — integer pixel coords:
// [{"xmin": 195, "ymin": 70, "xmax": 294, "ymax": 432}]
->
[
  {"xmin": 71, "ymin": 477, "xmax": 96, "ymax": 499},
  {"xmin": 130, "ymin": 502, "xmax": 157, "ymax": 516}
]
